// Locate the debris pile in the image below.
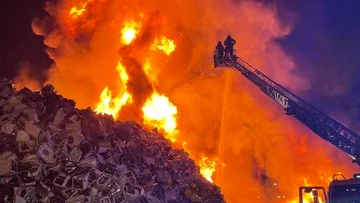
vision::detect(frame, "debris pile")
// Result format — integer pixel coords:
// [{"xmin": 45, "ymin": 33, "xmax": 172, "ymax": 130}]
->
[{"xmin": 0, "ymin": 78, "xmax": 225, "ymax": 203}]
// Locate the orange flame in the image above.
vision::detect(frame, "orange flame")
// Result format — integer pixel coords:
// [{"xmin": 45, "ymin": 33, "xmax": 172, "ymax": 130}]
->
[
  {"xmin": 143, "ymin": 59, "xmax": 159, "ymax": 83},
  {"xmin": 182, "ymin": 142, "xmax": 190, "ymax": 153},
  {"xmin": 286, "ymin": 178, "xmax": 326, "ymax": 203},
  {"xmin": 142, "ymin": 92, "xmax": 179, "ymax": 142},
  {"xmin": 95, "ymin": 62, "xmax": 132, "ymax": 118},
  {"xmin": 151, "ymin": 36, "xmax": 176, "ymax": 55},
  {"xmin": 69, "ymin": 7, "xmax": 86, "ymax": 18},
  {"xmin": 69, "ymin": 0, "xmax": 92, "ymax": 18},
  {"xmin": 142, "ymin": 59, "xmax": 219, "ymax": 181},
  {"xmin": 121, "ymin": 21, "xmax": 141, "ymax": 45},
  {"xmin": 144, "ymin": 59, "xmax": 152, "ymax": 78},
  {"xmin": 198, "ymin": 156, "xmax": 217, "ymax": 183}
]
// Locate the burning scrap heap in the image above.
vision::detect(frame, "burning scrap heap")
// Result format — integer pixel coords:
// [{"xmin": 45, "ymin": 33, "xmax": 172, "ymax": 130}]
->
[{"xmin": 0, "ymin": 79, "xmax": 225, "ymax": 203}]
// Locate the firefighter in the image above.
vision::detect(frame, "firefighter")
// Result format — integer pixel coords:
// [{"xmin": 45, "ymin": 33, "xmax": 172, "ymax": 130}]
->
[
  {"xmin": 215, "ymin": 41, "xmax": 225, "ymax": 65},
  {"xmin": 224, "ymin": 35, "xmax": 236, "ymax": 59}
]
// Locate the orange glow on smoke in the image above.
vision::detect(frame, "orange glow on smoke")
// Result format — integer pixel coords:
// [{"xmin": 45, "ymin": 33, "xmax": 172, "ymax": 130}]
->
[
  {"xmin": 142, "ymin": 92, "xmax": 179, "ymax": 142},
  {"xmin": 143, "ymin": 59, "xmax": 152, "ymax": 77},
  {"xmin": 143, "ymin": 59, "xmax": 159, "ymax": 84},
  {"xmin": 95, "ymin": 62, "xmax": 132, "ymax": 118},
  {"xmin": 32, "ymin": 0, "xmax": 360, "ymax": 202}
]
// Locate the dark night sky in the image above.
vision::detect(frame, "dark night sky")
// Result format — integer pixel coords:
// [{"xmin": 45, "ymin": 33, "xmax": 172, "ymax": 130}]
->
[
  {"xmin": 0, "ymin": 0, "xmax": 51, "ymax": 81},
  {"xmin": 275, "ymin": 0, "xmax": 360, "ymax": 130},
  {"xmin": 1, "ymin": 0, "xmax": 360, "ymax": 128}
]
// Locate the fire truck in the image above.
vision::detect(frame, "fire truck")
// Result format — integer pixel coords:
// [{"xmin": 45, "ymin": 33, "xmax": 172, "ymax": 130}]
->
[{"xmin": 213, "ymin": 38, "xmax": 360, "ymax": 203}]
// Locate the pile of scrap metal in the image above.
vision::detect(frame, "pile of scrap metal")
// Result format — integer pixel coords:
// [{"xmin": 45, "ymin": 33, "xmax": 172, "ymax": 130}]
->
[{"xmin": 0, "ymin": 78, "xmax": 225, "ymax": 203}]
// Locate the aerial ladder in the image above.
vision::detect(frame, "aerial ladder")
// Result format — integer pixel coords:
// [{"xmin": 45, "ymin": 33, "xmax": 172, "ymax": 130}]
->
[{"xmin": 214, "ymin": 37, "xmax": 360, "ymax": 203}]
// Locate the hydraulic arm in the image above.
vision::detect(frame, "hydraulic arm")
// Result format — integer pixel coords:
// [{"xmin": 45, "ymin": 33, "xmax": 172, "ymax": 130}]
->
[{"xmin": 214, "ymin": 40, "xmax": 360, "ymax": 165}]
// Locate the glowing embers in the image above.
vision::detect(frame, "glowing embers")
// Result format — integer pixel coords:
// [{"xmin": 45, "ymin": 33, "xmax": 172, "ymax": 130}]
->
[
  {"xmin": 69, "ymin": 0, "xmax": 93, "ymax": 18},
  {"xmin": 95, "ymin": 62, "xmax": 132, "ymax": 118},
  {"xmin": 121, "ymin": 21, "xmax": 141, "ymax": 45},
  {"xmin": 198, "ymin": 156, "xmax": 217, "ymax": 183},
  {"xmin": 151, "ymin": 36, "xmax": 176, "ymax": 55},
  {"xmin": 142, "ymin": 92, "xmax": 179, "ymax": 142}
]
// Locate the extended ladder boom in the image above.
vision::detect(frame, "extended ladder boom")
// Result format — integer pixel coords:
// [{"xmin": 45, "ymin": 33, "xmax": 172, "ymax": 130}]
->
[{"xmin": 214, "ymin": 43, "xmax": 360, "ymax": 165}]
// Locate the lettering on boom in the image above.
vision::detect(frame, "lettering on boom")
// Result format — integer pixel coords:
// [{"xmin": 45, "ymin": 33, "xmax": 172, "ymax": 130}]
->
[{"xmin": 266, "ymin": 86, "xmax": 289, "ymax": 109}]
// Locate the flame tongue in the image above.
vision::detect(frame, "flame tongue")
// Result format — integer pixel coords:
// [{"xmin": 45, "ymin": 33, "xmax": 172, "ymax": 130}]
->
[
  {"xmin": 142, "ymin": 92, "xmax": 179, "ymax": 142},
  {"xmin": 151, "ymin": 36, "xmax": 176, "ymax": 55},
  {"xmin": 69, "ymin": 0, "xmax": 92, "ymax": 18},
  {"xmin": 95, "ymin": 62, "xmax": 132, "ymax": 118},
  {"xmin": 199, "ymin": 156, "xmax": 217, "ymax": 182},
  {"xmin": 121, "ymin": 21, "xmax": 141, "ymax": 45}
]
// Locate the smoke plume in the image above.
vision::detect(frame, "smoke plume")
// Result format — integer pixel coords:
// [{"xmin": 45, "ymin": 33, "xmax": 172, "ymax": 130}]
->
[{"xmin": 31, "ymin": 0, "xmax": 357, "ymax": 202}]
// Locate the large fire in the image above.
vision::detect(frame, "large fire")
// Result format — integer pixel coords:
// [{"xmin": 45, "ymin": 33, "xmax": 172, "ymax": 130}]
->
[
  {"xmin": 94, "ymin": 19, "xmax": 216, "ymax": 181},
  {"xmin": 31, "ymin": 0, "xmax": 359, "ymax": 202}
]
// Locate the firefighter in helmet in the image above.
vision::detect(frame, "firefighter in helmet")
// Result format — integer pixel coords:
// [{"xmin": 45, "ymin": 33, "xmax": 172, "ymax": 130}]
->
[
  {"xmin": 224, "ymin": 35, "xmax": 236, "ymax": 59},
  {"xmin": 215, "ymin": 41, "xmax": 225, "ymax": 65}
]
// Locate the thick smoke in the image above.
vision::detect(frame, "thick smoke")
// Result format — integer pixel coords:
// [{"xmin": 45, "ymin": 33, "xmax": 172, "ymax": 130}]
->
[
  {"xmin": 31, "ymin": 0, "xmax": 357, "ymax": 202},
  {"xmin": 13, "ymin": 61, "xmax": 42, "ymax": 91}
]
